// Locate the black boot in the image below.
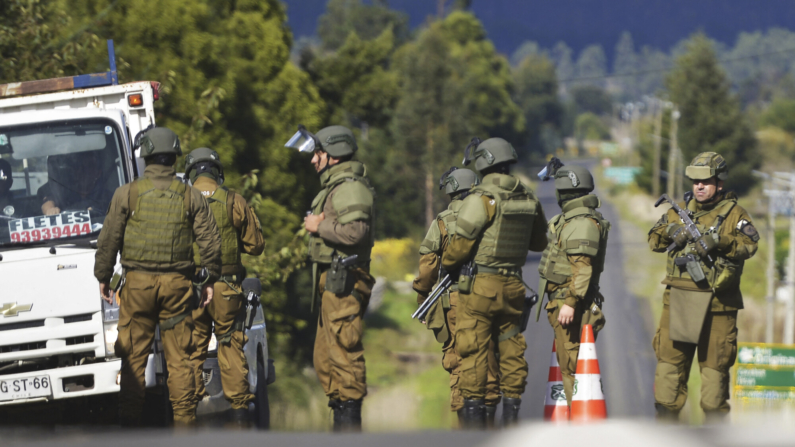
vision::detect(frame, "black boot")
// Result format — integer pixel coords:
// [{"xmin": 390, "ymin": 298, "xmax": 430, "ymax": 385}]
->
[
  {"xmin": 332, "ymin": 399, "xmax": 362, "ymax": 432},
  {"xmin": 502, "ymin": 397, "xmax": 521, "ymax": 427},
  {"xmin": 458, "ymin": 399, "xmax": 486, "ymax": 429},
  {"xmin": 229, "ymin": 408, "xmax": 250, "ymax": 429},
  {"xmin": 654, "ymin": 403, "xmax": 679, "ymax": 423},
  {"xmin": 484, "ymin": 405, "xmax": 497, "ymax": 429}
]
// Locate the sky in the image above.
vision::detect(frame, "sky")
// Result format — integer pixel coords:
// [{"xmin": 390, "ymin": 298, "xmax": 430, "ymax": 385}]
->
[{"xmin": 281, "ymin": 0, "xmax": 795, "ymax": 62}]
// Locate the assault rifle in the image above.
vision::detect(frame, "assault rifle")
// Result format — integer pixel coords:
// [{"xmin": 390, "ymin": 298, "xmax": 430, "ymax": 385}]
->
[
  {"xmin": 654, "ymin": 193, "xmax": 714, "ymax": 265},
  {"xmin": 412, "ymin": 273, "xmax": 453, "ymax": 321}
]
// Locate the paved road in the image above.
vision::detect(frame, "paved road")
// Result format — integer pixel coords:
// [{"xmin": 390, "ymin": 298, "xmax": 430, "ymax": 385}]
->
[{"xmin": 519, "ymin": 159, "xmax": 657, "ymax": 420}]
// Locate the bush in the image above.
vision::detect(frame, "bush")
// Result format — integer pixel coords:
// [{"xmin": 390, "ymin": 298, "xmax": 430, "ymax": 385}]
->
[
  {"xmin": 370, "ymin": 238, "xmax": 419, "ymax": 282},
  {"xmin": 575, "ymin": 112, "xmax": 610, "ymax": 141}
]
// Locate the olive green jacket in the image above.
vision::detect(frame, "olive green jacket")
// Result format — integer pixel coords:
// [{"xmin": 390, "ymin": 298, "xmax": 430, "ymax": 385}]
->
[
  {"xmin": 192, "ymin": 176, "xmax": 265, "ymax": 276},
  {"xmin": 648, "ymin": 191, "xmax": 758, "ymax": 311},
  {"xmin": 94, "ymin": 164, "xmax": 221, "ymax": 283}
]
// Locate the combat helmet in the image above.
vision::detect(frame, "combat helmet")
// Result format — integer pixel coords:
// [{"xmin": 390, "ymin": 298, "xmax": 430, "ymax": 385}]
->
[
  {"xmin": 462, "ymin": 137, "xmax": 518, "ymax": 172},
  {"xmin": 315, "ymin": 125, "xmax": 358, "ymax": 158},
  {"xmin": 439, "ymin": 167, "xmax": 479, "ymax": 196},
  {"xmin": 554, "ymin": 165, "xmax": 594, "ymax": 192},
  {"xmin": 185, "ymin": 147, "xmax": 224, "ymax": 184},
  {"xmin": 135, "ymin": 127, "xmax": 182, "ymax": 158},
  {"xmin": 285, "ymin": 125, "xmax": 358, "ymax": 158},
  {"xmin": 685, "ymin": 152, "xmax": 728, "ymax": 181}
]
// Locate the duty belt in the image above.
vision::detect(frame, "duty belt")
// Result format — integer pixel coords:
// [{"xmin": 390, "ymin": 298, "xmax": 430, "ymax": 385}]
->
[{"xmin": 476, "ymin": 264, "xmax": 523, "ymax": 277}]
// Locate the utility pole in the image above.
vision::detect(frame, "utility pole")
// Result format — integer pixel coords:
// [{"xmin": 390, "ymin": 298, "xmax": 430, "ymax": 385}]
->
[
  {"xmin": 652, "ymin": 100, "xmax": 663, "ymax": 199},
  {"xmin": 758, "ymin": 170, "xmax": 780, "ymax": 343},
  {"xmin": 786, "ymin": 172, "xmax": 795, "ymax": 344},
  {"xmin": 667, "ymin": 108, "xmax": 680, "ymax": 198}
]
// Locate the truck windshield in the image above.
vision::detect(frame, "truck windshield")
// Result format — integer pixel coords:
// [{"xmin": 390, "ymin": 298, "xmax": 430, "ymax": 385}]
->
[{"xmin": 0, "ymin": 119, "xmax": 127, "ymax": 248}]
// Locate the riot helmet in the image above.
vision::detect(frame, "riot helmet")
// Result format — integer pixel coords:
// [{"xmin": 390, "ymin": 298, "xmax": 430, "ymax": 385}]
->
[
  {"xmin": 185, "ymin": 147, "xmax": 224, "ymax": 184},
  {"xmin": 439, "ymin": 167, "xmax": 479, "ymax": 196},
  {"xmin": 462, "ymin": 137, "xmax": 518, "ymax": 172}
]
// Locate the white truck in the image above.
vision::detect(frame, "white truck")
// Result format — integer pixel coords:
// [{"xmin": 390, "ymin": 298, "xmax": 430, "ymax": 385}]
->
[{"xmin": 0, "ymin": 41, "xmax": 272, "ymax": 427}]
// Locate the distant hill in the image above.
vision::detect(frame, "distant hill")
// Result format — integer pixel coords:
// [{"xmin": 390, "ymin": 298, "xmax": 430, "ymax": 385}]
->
[{"xmin": 282, "ymin": 0, "xmax": 795, "ymax": 62}]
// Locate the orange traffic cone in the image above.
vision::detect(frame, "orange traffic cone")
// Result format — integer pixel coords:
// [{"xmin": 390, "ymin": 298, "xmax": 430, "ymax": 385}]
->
[
  {"xmin": 543, "ymin": 340, "xmax": 570, "ymax": 421},
  {"xmin": 570, "ymin": 324, "xmax": 607, "ymax": 421}
]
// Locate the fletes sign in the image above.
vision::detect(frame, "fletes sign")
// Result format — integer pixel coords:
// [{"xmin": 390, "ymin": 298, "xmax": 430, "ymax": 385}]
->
[{"xmin": 8, "ymin": 211, "xmax": 92, "ymax": 243}]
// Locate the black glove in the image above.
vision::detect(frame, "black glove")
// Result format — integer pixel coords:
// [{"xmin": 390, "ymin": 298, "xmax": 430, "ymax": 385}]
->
[
  {"xmin": 695, "ymin": 233, "xmax": 718, "ymax": 259},
  {"xmin": 666, "ymin": 224, "xmax": 689, "ymax": 249}
]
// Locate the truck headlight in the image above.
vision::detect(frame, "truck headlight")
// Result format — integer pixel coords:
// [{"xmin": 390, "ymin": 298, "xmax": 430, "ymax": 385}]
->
[{"xmin": 102, "ymin": 300, "xmax": 120, "ymax": 357}]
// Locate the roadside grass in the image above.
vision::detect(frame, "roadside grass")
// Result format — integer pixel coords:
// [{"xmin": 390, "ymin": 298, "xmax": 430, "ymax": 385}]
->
[
  {"xmin": 268, "ymin": 286, "xmax": 452, "ymax": 431},
  {"xmin": 598, "ymin": 168, "xmax": 771, "ymax": 425}
]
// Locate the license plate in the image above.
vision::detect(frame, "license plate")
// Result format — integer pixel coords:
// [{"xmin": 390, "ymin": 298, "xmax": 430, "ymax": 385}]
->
[{"xmin": 0, "ymin": 375, "xmax": 52, "ymax": 401}]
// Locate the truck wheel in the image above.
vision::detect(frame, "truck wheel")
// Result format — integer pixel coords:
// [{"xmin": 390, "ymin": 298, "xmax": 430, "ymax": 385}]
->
[{"xmin": 254, "ymin": 353, "xmax": 270, "ymax": 429}]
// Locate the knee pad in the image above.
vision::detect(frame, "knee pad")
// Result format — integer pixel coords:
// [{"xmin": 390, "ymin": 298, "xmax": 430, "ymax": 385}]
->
[
  {"xmin": 654, "ymin": 362, "xmax": 680, "ymax": 405},
  {"xmin": 700, "ymin": 367, "xmax": 729, "ymax": 412}
]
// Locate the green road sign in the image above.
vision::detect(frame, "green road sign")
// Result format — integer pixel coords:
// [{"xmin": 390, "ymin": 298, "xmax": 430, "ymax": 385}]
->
[
  {"xmin": 734, "ymin": 343, "xmax": 795, "ymax": 401},
  {"xmin": 737, "ymin": 343, "xmax": 795, "ymax": 367}
]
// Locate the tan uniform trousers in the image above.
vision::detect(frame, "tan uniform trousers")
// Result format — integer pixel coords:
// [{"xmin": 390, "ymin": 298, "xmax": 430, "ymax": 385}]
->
[
  {"xmin": 190, "ymin": 280, "xmax": 253, "ymax": 410},
  {"xmin": 653, "ymin": 289, "xmax": 738, "ymax": 415},
  {"xmin": 456, "ymin": 274, "xmax": 528, "ymax": 400},
  {"xmin": 444, "ymin": 290, "xmax": 501, "ymax": 410},
  {"xmin": 115, "ymin": 271, "xmax": 197, "ymax": 425},
  {"xmin": 546, "ymin": 300, "xmax": 605, "ymax": 407},
  {"xmin": 313, "ymin": 269, "xmax": 374, "ymax": 401}
]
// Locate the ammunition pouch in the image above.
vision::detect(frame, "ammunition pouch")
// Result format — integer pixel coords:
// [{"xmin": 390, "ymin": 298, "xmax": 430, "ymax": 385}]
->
[
  {"xmin": 710, "ymin": 257, "xmax": 742, "ymax": 292},
  {"xmin": 326, "ymin": 255, "xmax": 357, "ymax": 296},
  {"xmin": 457, "ymin": 263, "xmax": 476, "ymax": 294},
  {"xmin": 674, "ymin": 254, "xmax": 707, "ymax": 284}
]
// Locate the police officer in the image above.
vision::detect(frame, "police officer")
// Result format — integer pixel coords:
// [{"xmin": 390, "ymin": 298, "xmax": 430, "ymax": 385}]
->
[
  {"xmin": 648, "ymin": 152, "xmax": 758, "ymax": 421},
  {"xmin": 286, "ymin": 125, "xmax": 376, "ymax": 431},
  {"xmin": 184, "ymin": 147, "xmax": 265, "ymax": 427},
  {"xmin": 441, "ymin": 138, "xmax": 548, "ymax": 428},
  {"xmin": 0, "ymin": 158, "xmax": 15, "ymax": 217},
  {"xmin": 537, "ymin": 165, "xmax": 609, "ymax": 408},
  {"xmin": 95, "ymin": 127, "xmax": 221, "ymax": 426},
  {"xmin": 412, "ymin": 168, "xmax": 502, "ymax": 426}
]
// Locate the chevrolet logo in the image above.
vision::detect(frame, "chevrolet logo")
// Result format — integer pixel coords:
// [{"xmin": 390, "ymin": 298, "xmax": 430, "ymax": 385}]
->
[{"xmin": 1, "ymin": 302, "xmax": 33, "ymax": 317}]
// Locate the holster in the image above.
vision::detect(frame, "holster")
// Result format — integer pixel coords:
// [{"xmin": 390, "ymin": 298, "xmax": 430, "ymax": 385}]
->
[{"xmin": 325, "ymin": 255, "xmax": 356, "ymax": 296}]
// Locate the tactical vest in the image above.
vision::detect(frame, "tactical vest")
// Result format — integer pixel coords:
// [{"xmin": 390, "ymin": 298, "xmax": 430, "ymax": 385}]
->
[
  {"xmin": 122, "ymin": 178, "xmax": 193, "ymax": 263},
  {"xmin": 192, "ymin": 186, "xmax": 240, "ymax": 268},
  {"xmin": 308, "ymin": 161, "xmax": 375, "ymax": 265},
  {"xmin": 438, "ymin": 200, "xmax": 464, "ymax": 239},
  {"xmin": 665, "ymin": 196, "xmax": 739, "ymax": 290},
  {"xmin": 471, "ymin": 174, "xmax": 538, "ymax": 269},
  {"xmin": 538, "ymin": 195, "xmax": 610, "ymax": 292}
]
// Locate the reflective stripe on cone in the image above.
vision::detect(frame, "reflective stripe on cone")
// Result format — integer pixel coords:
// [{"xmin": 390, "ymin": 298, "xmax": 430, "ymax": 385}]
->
[
  {"xmin": 543, "ymin": 340, "xmax": 570, "ymax": 422},
  {"xmin": 570, "ymin": 324, "xmax": 607, "ymax": 422}
]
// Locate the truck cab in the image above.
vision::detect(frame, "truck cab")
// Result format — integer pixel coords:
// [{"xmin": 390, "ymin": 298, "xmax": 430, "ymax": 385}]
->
[{"xmin": 0, "ymin": 41, "xmax": 271, "ymax": 427}]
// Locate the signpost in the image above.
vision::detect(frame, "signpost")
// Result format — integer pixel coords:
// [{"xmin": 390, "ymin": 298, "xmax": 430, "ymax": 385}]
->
[{"xmin": 734, "ymin": 343, "xmax": 795, "ymax": 402}]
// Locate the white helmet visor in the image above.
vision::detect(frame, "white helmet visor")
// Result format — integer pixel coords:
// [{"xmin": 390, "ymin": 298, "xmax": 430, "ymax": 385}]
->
[{"xmin": 284, "ymin": 128, "xmax": 317, "ymax": 153}]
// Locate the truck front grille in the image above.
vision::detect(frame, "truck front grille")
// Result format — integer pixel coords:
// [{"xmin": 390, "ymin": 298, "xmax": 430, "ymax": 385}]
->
[
  {"xmin": 65, "ymin": 336, "xmax": 94, "ymax": 346},
  {"xmin": 0, "ymin": 341, "xmax": 47, "ymax": 353},
  {"xmin": 0, "ymin": 320, "xmax": 46, "ymax": 332}
]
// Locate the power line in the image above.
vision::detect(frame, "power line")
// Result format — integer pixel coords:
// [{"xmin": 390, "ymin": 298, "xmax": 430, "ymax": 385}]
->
[{"xmin": 558, "ymin": 45, "xmax": 795, "ymax": 83}]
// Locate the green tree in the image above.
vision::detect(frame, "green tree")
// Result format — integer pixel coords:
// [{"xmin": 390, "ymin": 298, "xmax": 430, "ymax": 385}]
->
[
  {"xmin": 391, "ymin": 11, "xmax": 524, "ymax": 229},
  {"xmin": 575, "ymin": 112, "xmax": 610, "ymax": 141},
  {"xmin": 666, "ymin": 33, "xmax": 758, "ymax": 193},
  {"xmin": 613, "ymin": 31, "xmax": 638, "ymax": 99},
  {"xmin": 760, "ymin": 98, "xmax": 795, "ymax": 133},
  {"xmin": 575, "ymin": 44, "xmax": 607, "ymax": 87},
  {"xmin": 513, "ymin": 53, "xmax": 563, "ymax": 156},
  {"xmin": 317, "ymin": 0, "xmax": 409, "ymax": 51},
  {"xmin": 0, "ymin": 0, "xmax": 99, "ymax": 83}
]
